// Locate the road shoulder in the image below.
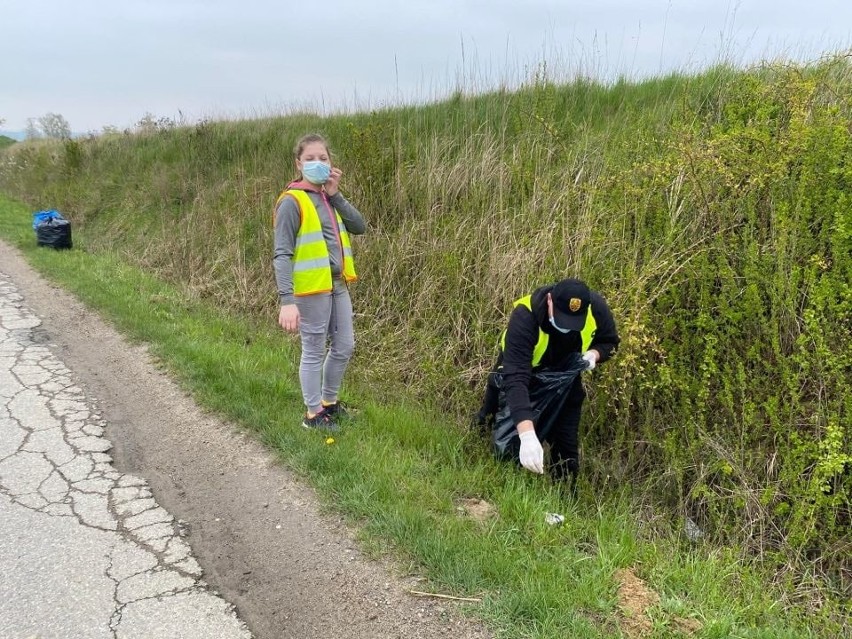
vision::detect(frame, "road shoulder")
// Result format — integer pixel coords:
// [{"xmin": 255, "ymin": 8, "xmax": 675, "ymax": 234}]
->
[{"xmin": 0, "ymin": 240, "xmax": 491, "ymax": 639}]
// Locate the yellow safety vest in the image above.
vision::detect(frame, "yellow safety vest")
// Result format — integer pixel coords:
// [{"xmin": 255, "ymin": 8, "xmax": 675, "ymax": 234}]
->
[
  {"xmin": 275, "ymin": 189, "xmax": 357, "ymax": 296},
  {"xmin": 500, "ymin": 295, "xmax": 597, "ymax": 366}
]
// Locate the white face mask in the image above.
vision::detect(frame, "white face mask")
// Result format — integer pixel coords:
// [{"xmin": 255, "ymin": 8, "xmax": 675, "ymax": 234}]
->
[
  {"xmin": 549, "ymin": 315, "xmax": 572, "ymax": 334},
  {"xmin": 301, "ymin": 160, "xmax": 331, "ymax": 184}
]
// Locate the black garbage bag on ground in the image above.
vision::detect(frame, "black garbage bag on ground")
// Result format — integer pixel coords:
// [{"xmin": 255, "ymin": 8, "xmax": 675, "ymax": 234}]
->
[
  {"xmin": 491, "ymin": 355, "xmax": 588, "ymax": 461},
  {"xmin": 35, "ymin": 216, "xmax": 72, "ymax": 249}
]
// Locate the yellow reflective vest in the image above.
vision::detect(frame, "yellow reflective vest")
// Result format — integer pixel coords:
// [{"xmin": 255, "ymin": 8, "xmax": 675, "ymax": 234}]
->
[
  {"xmin": 500, "ymin": 295, "xmax": 597, "ymax": 366},
  {"xmin": 275, "ymin": 189, "xmax": 357, "ymax": 296}
]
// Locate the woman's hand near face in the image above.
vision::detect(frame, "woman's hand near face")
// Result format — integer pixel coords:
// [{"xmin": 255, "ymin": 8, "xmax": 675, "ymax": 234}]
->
[{"xmin": 325, "ymin": 167, "xmax": 343, "ymax": 196}]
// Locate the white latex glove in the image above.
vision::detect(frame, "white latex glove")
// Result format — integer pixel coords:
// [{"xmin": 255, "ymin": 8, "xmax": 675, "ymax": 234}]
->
[
  {"xmin": 582, "ymin": 350, "xmax": 597, "ymax": 370},
  {"xmin": 518, "ymin": 430, "xmax": 544, "ymax": 474}
]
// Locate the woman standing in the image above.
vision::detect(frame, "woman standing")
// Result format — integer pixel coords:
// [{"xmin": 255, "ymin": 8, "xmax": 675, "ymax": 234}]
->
[{"xmin": 273, "ymin": 133, "xmax": 367, "ymax": 430}]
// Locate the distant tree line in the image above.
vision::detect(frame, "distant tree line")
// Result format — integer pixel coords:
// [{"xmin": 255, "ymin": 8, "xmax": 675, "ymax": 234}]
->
[
  {"xmin": 24, "ymin": 113, "xmax": 72, "ymax": 140},
  {"xmin": 2, "ymin": 111, "xmax": 192, "ymax": 140}
]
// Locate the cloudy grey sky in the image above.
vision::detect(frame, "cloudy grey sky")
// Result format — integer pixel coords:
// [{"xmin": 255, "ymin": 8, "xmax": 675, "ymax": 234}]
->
[{"xmin": 1, "ymin": 0, "xmax": 849, "ymax": 132}]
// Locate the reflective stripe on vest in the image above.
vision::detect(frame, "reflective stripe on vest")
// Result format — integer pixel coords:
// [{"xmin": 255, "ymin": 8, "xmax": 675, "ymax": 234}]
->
[
  {"xmin": 500, "ymin": 295, "xmax": 597, "ymax": 366},
  {"xmin": 275, "ymin": 189, "xmax": 357, "ymax": 296}
]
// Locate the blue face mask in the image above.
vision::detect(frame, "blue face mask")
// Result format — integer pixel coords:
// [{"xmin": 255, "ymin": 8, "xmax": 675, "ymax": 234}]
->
[
  {"xmin": 302, "ymin": 160, "xmax": 331, "ymax": 185},
  {"xmin": 549, "ymin": 315, "xmax": 572, "ymax": 334}
]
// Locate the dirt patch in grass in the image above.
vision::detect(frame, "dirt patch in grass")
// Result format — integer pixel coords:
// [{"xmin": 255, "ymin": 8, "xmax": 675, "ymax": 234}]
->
[
  {"xmin": 615, "ymin": 568, "xmax": 702, "ymax": 637},
  {"xmin": 674, "ymin": 616, "xmax": 704, "ymax": 635},
  {"xmin": 616, "ymin": 568, "xmax": 660, "ymax": 637},
  {"xmin": 455, "ymin": 498, "xmax": 497, "ymax": 524}
]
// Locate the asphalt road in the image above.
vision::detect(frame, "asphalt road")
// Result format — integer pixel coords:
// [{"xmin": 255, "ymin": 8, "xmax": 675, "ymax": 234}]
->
[{"xmin": 0, "ymin": 272, "xmax": 252, "ymax": 638}]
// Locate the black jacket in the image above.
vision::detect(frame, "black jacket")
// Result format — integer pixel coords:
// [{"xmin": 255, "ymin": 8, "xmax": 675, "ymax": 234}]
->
[{"xmin": 498, "ymin": 284, "xmax": 620, "ymax": 425}]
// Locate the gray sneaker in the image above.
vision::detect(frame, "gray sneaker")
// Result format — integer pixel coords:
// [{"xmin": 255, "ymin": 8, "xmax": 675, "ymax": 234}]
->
[
  {"xmin": 322, "ymin": 401, "xmax": 353, "ymax": 421},
  {"xmin": 302, "ymin": 411, "xmax": 339, "ymax": 431}
]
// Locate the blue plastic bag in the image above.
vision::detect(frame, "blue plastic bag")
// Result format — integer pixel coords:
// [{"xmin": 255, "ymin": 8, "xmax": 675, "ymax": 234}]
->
[
  {"xmin": 32, "ymin": 210, "xmax": 65, "ymax": 230},
  {"xmin": 32, "ymin": 210, "xmax": 72, "ymax": 249}
]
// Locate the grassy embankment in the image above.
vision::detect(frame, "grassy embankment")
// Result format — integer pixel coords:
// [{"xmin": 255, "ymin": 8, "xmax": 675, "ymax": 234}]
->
[{"xmin": 1, "ymin": 54, "xmax": 849, "ymax": 638}]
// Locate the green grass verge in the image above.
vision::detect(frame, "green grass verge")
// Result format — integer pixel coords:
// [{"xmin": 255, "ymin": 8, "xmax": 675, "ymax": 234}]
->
[{"xmin": 1, "ymin": 193, "xmax": 842, "ymax": 639}]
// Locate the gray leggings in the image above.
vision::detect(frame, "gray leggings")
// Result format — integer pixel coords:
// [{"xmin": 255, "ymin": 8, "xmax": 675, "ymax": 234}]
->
[{"xmin": 295, "ymin": 279, "xmax": 355, "ymax": 414}]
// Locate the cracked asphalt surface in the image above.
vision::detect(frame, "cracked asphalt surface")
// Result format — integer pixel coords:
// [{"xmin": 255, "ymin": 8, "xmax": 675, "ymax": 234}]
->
[
  {"xmin": 0, "ymin": 273, "xmax": 251, "ymax": 639},
  {"xmin": 0, "ymin": 242, "xmax": 492, "ymax": 639},
  {"xmin": 0, "ymin": 273, "xmax": 251, "ymax": 638}
]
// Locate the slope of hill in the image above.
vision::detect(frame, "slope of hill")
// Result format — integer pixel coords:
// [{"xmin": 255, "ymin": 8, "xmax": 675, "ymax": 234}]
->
[{"xmin": 1, "ymin": 54, "xmax": 849, "ymax": 636}]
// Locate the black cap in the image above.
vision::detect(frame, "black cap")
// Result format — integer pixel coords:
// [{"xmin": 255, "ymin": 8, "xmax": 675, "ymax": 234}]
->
[{"xmin": 550, "ymin": 278, "xmax": 590, "ymax": 331}]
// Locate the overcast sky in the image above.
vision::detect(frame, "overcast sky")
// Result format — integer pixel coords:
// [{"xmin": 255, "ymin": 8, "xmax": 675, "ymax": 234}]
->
[{"xmin": 1, "ymin": 0, "xmax": 849, "ymax": 132}]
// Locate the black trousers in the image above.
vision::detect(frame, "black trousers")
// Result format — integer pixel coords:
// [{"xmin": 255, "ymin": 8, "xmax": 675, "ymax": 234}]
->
[{"xmin": 478, "ymin": 373, "xmax": 584, "ymax": 481}]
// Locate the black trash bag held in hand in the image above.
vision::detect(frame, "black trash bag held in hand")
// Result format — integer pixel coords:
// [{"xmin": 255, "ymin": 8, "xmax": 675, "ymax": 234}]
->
[{"xmin": 491, "ymin": 354, "xmax": 588, "ymax": 461}]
